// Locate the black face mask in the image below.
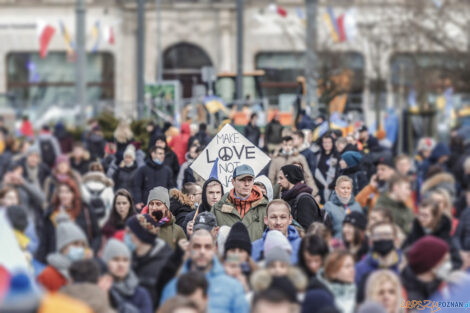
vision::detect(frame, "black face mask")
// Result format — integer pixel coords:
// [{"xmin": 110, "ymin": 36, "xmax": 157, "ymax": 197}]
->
[{"xmin": 372, "ymin": 239, "xmax": 394, "ymax": 256}]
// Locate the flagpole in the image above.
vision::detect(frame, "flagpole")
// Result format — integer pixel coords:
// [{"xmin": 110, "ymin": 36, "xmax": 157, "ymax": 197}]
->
[
  {"xmin": 236, "ymin": 0, "xmax": 244, "ymax": 107},
  {"xmin": 156, "ymin": 0, "xmax": 163, "ymax": 83},
  {"xmin": 137, "ymin": 0, "xmax": 145, "ymax": 120},
  {"xmin": 75, "ymin": 0, "xmax": 87, "ymax": 125},
  {"xmin": 305, "ymin": 0, "xmax": 318, "ymax": 116}
]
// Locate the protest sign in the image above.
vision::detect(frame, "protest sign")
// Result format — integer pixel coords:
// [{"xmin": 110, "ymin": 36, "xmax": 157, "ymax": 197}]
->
[{"xmin": 190, "ymin": 124, "xmax": 271, "ymax": 190}]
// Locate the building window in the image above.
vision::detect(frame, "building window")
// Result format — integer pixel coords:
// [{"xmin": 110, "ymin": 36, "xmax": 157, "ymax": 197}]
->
[
  {"xmin": 7, "ymin": 52, "xmax": 114, "ymax": 112},
  {"xmin": 256, "ymin": 51, "xmax": 364, "ymax": 111}
]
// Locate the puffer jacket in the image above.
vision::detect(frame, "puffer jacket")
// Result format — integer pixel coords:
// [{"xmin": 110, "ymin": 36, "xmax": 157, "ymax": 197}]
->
[
  {"xmin": 169, "ymin": 123, "xmax": 191, "ymax": 165},
  {"xmin": 161, "ymin": 256, "xmax": 249, "ymax": 313},
  {"xmin": 323, "ymin": 191, "xmax": 363, "ymax": 238},
  {"xmin": 61, "ymin": 283, "xmax": 116, "ymax": 313},
  {"xmin": 251, "ymin": 226, "xmax": 302, "ymax": 264},
  {"xmin": 211, "ymin": 186, "xmax": 268, "ymax": 241},
  {"xmin": 112, "ymin": 162, "xmax": 138, "ymax": 195}
]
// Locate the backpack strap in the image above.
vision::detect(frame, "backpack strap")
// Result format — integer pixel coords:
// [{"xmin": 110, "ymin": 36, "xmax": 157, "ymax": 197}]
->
[{"xmin": 82, "ymin": 206, "xmax": 93, "ymax": 240}]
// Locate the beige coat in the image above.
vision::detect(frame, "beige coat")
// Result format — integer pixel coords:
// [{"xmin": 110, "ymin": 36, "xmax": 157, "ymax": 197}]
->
[{"xmin": 268, "ymin": 150, "xmax": 318, "ymax": 196}]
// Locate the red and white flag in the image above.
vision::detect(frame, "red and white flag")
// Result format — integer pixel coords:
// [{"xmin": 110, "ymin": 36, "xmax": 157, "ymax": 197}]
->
[
  {"xmin": 268, "ymin": 3, "xmax": 288, "ymax": 17},
  {"xmin": 103, "ymin": 26, "xmax": 115, "ymax": 45},
  {"xmin": 37, "ymin": 20, "xmax": 56, "ymax": 58}
]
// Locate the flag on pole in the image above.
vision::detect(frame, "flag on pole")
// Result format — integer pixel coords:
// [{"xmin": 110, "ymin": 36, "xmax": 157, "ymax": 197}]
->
[
  {"xmin": 209, "ymin": 158, "xmax": 219, "ymax": 180},
  {"xmin": 268, "ymin": 3, "xmax": 288, "ymax": 18},
  {"xmin": 343, "ymin": 8, "xmax": 358, "ymax": 41},
  {"xmin": 91, "ymin": 20, "xmax": 101, "ymax": 52},
  {"xmin": 337, "ymin": 14, "xmax": 346, "ymax": 42},
  {"xmin": 103, "ymin": 25, "xmax": 115, "ymax": 45},
  {"xmin": 37, "ymin": 20, "xmax": 56, "ymax": 59},
  {"xmin": 59, "ymin": 21, "xmax": 75, "ymax": 56}
]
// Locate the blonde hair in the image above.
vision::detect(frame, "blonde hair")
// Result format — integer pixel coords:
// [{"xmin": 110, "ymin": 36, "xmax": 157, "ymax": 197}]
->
[
  {"xmin": 365, "ymin": 270, "xmax": 404, "ymax": 313},
  {"xmin": 114, "ymin": 120, "xmax": 133, "ymax": 143},
  {"xmin": 335, "ymin": 175, "xmax": 353, "ymax": 188}
]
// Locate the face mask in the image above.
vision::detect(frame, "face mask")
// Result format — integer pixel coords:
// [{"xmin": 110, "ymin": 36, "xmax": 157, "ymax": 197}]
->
[
  {"xmin": 435, "ymin": 261, "xmax": 452, "ymax": 280},
  {"xmin": 67, "ymin": 246, "xmax": 85, "ymax": 261},
  {"xmin": 372, "ymin": 239, "xmax": 394, "ymax": 256},
  {"xmin": 124, "ymin": 233, "xmax": 136, "ymax": 252},
  {"xmin": 153, "ymin": 158, "xmax": 163, "ymax": 165}
]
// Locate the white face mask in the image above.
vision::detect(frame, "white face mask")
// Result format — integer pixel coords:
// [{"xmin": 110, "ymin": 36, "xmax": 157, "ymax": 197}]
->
[{"xmin": 435, "ymin": 261, "xmax": 452, "ymax": 280}]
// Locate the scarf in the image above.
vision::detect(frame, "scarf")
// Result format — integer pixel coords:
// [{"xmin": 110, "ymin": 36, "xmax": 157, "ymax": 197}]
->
[{"xmin": 229, "ymin": 186, "xmax": 262, "ymax": 218}]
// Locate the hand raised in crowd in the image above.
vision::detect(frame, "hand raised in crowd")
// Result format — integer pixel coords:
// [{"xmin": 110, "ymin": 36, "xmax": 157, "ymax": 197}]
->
[
  {"xmin": 135, "ymin": 202, "xmax": 144, "ymax": 211},
  {"xmin": 186, "ymin": 221, "xmax": 194, "ymax": 237},
  {"xmin": 370, "ymin": 174, "xmax": 378, "ymax": 188}
]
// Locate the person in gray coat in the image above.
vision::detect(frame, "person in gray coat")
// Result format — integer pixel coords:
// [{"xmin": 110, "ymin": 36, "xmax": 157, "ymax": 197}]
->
[{"xmin": 323, "ymin": 175, "xmax": 363, "ymax": 238}]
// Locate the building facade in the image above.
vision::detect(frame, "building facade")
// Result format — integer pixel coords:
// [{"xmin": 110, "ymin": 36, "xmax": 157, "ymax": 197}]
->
[{"xmin": 0, "ymin": 0, "xmax": 469, "ymax": 125}]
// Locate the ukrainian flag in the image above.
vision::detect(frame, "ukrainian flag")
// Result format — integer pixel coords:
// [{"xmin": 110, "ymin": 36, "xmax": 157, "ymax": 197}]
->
[{"xmin": 59, "ymin": 21, "xmax": 75, "ymax": 55}]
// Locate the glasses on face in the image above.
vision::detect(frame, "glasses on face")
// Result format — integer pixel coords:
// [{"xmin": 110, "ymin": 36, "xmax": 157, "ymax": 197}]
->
[{"xmin": 371, "ymin": 231, "xmax": 394, "ymax": 240}]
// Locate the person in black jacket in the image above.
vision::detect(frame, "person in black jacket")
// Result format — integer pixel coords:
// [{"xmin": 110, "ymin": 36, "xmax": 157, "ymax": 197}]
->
[
  {"xmin": 70, "ymin": 143, "xmax": 92, "ymax": 176},
  {"xmin": 146, "ymin": 121, "xmax": 163, "ymax": 151},
  {"xmin": 244, "ymin": 113, "xmax": 261, "ymax": 147},
  {"xmin": 188, "ymin": 123, "xmax": 211, "ymax": 148},
  {"xmin": 112, "ymin": 145, "xmax": 139, "ymax": 196},
  {"xmin": 155, "ymin": 135, "xmax": 180, "ymax": 179},
  {"xmin": 133, "ymin": 146, "xmax": 175, "ymax": 211},
  {"xmin": 84, "ymin": 125, "xmax": 106, "ymax": 161},
  {"xmin": 182, "ymin": 178, "xmax": 224, "ymax": 233},
  {"xmin": 126, "ymin": 214, "xmax": 173, "ymax": 308},
  {"xmin": 279, "ymin": 164, "xmax": 321, "ymax": 230},
  {"xmin": 169, "ymin": 186, "xmax": 197, "ymax": 228},
  {"xmin": 37, "ymin": 178, "xmax": 101, "ymax": 263},
  {"xmin": 402, "ymin": 197, "xmax": 462, "ymax": 269}
]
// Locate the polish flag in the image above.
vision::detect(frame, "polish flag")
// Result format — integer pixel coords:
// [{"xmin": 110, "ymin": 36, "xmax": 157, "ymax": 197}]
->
[
  {"xmin": 37, "ymin": 21, "xmax": 56, "ymax": 58},
  {"xmin": 268, "ymin": 3, "xmax": 288, "ymax": 18},
  {"xmin": 103, "ymin": 26, "xmax": 115, "ymax": 45}
]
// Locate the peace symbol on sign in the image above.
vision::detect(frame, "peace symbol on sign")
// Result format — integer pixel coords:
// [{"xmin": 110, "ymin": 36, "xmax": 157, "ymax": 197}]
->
[{"xmin": 218, "ymin": 147, "xmax": 233, "ymax": 161}]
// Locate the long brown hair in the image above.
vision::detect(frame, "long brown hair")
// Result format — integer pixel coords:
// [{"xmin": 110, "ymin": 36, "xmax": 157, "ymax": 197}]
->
[
  {"xmin": 51, "ymin": 178, "xmax": 82, "ymax": 219},
  {"xmin": 324, "ymin": 250, "xmax": 353, "ymax": 281}
]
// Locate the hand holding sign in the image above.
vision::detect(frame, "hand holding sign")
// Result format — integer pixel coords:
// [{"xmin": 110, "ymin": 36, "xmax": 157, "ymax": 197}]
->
[{"xmin": 190, "ymin": 124, "xmax": 271, "ymax": 191}]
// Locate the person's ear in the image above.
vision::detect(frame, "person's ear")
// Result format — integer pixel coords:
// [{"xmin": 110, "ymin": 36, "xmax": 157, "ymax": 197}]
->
[
  {"xmin": 289, "ymin": 215, "xmax": 293, "ymax": 225},
  {"xmin": 264, "ymin": 215, "xmax": 269, "ymax": 226}
]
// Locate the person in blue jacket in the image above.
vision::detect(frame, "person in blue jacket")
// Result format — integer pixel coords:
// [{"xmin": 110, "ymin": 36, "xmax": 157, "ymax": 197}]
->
[
  {"xmin": 161, "ymin": 229, "xmax": 249, "ymax": 313},
  {"xmin": 251, "ymin": 199, "xmax": 301, "ymax": 264}
]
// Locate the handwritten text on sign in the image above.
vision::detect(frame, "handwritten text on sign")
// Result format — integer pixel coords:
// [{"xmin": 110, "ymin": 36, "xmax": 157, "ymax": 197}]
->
[{"xmin": 190, "ymin": 124, "xmax": 270, "ymax": 190}]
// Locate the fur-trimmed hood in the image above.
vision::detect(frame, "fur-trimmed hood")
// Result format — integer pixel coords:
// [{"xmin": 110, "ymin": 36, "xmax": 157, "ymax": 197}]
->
[
  {"xmin": 421, "ymin": 172, "xmax": 456, "ymax": 198},
  {"xmin": 250, "ymin": 267, "xmax": 308, "ymax": 293},
  {"xmin": 169, "ymin": 188, "xmax": 194, "ymax": 206},
  {"xmin": 82, "ymin": 172, "xmax": 114, "ymax": 188}
]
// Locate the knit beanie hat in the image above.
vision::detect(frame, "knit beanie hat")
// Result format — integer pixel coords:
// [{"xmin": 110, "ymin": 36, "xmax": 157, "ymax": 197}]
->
[
  {"xmin": 224, "ymin": 222, "xmax": 252, "ymax": 255},
  {"xmin": 56, "ymin": 213, "xmax": 88, "ymax": 252},
  {"xmin": 126, "ymin": 214, "xmax": 160, "ymax": 244},
  {"xmin": 6, "ymin": 205, "xmax": 28, "ymax": 232},
  {"xmin": 407, "ymin": 236, "xmax": 449, "ymax": 275},
  {"xmin": 26, "ymin": 145, "xmax": 40, "ymax": 157},
  {"xmin": 269, "ymin": 276, "xmax": 298, "ymax": 303},
  {"xmin": 281, "ymin": 164, "xmax": 304, "ymax": 185},
  {"xmin": 55, "ymin": 154, "xmax": 70, "ymax": 167},
  {"xmin": 102, "ymin": 238, "xmax": 130, "ymax": 263},
  {"xmin": 341, "ymin": 151, "xmax": 362, "ymax": 168},
  {"xmin": 123, "ymin": 145, "xmax": 136, "ymax": 159},
  {"xmin": 217, "ymin": 225, "xmax": 231, "ymax": 257},
  {"xmin": 301, "ymin": 289, "xmax": 336, "ymax": 313},
  {"xmin": 264, "ymin": 230, "xmax": 292, "ymax": 265},
  {"xmin": 343, "ymin": 211, "xmax": 367, "ymax": 231},
  {"xmin": 147, "ymin": 186, "xmax": 170, "ymax": 208}
]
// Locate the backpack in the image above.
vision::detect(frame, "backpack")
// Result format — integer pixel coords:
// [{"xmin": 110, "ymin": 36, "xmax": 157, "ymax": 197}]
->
[
  {"xmin": 85, "ymin": 186, "xmax": 107, "ymax": 219},
  {"xmin": 294, "ymin": 192, "xmax": 333, "ymax": 230},
  {"xmin": 39, "ymin": 139, "xmax": 56, "ymax": 168}
]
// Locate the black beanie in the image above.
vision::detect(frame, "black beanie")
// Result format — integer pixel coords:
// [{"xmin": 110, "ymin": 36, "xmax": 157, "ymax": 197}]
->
[
  {"xmin": 126, "ymin": 214, "xmax": 159, "ymax": 244},
  {"xmin": 269, "ymin": 276, "xmax": 298, "ymax": 303},
  {"xmin": 281, "ymin": 164, "xmax": 304, "ymax": 185},
  {"xmin": 6, "ymin": 205, "xmax": 28, "ymax": 232},
  {"xmin": 224, "ymin": 222, "xmax": 252, "ymax": 255},
  {"xmin": 343, "ymin": 211, "xmax": 367, "ymax": 231}
]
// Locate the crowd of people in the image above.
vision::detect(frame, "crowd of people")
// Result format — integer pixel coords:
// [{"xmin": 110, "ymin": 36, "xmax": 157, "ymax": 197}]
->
[{"xmin": 1, "ymin": 114, "xmax": 470, "ymax": 313}]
